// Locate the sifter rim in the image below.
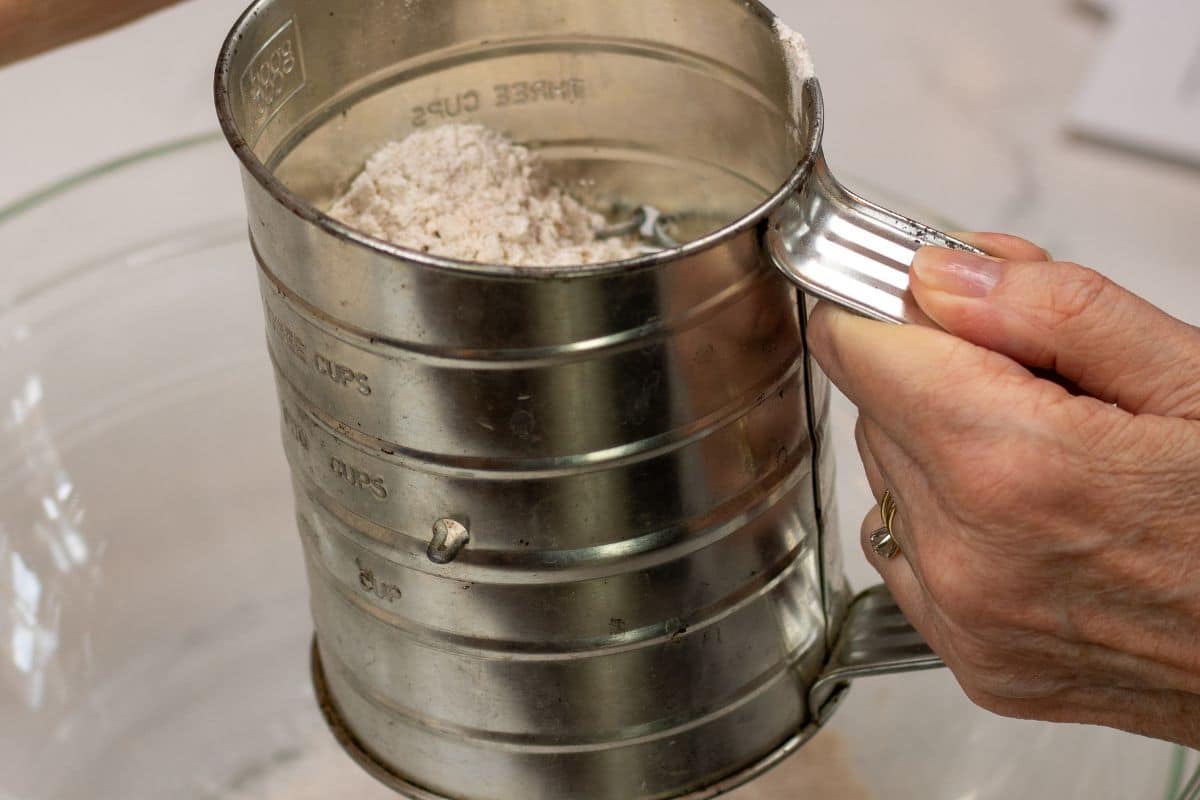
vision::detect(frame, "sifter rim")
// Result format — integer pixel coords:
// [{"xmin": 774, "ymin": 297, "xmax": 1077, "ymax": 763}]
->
[{"xmin": 213, "ymin": 0, "xmax": 824, "ymax": 279}]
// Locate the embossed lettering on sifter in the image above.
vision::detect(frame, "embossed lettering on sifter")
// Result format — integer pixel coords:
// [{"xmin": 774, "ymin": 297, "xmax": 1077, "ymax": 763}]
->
[{"xmin": 240, "ymin": 18, "xmax": 307, "ymax": 137}]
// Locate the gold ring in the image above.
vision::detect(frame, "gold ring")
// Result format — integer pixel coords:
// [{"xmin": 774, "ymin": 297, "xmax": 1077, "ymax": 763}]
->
[
  {"xmin": 871, "ymin": 490, "xmax": 901, "ymax": 559},
  {"xmin": 881, "ymin": 490, "xmax": 898, "ymax": 533}
]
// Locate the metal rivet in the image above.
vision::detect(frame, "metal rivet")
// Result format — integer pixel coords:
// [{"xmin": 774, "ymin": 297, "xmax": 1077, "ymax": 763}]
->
[{"xmin": 428, "ymin": 518, "xmax": 470, "ymax": 564}]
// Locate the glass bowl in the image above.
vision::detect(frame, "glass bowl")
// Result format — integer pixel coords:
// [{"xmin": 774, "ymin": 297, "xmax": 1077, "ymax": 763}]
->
[{"xmin": 0, "ymin": 135, "xmax": 1178, "ymax": 800}]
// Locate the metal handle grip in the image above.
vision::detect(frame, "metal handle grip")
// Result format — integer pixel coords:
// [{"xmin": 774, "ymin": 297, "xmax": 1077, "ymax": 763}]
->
[
  {"xmin": 810, "ymin": 584, "xmax": 944, "ymax": 722},
  {"xmin": 766, "ymin": 153, "xmax": 985, "ymax": 326},
  {"xmin": 764, "ymin": 154, "xmax": 960, "ymax": 711}
]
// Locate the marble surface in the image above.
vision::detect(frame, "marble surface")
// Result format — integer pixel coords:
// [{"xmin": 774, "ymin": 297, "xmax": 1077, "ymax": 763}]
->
[{"xmin": 0, "ymin": 1, "xmax": 1195, "ymax": 797}]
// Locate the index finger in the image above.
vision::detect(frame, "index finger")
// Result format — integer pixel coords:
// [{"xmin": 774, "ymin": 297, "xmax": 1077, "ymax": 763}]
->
[{"xmin": 806, "ymin": 301, "xmax": 1041, "ymax": 456}]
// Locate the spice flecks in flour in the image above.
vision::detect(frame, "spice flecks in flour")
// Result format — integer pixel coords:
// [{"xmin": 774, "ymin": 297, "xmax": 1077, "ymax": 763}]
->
[{"xmin": 327, "ymin": 123, "xmax": 643, "ymax": 267}]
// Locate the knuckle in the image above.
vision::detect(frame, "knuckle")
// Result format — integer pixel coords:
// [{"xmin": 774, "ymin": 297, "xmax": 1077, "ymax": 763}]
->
[
  {"xmin": 805, "ymin": 304, "xmax": 840, "ymax": 363},
  {"xmin": 920, "ymin": 541, "xmax": 1035, "ymax": 630},
  {"xmin": 1051, "ymin": 395, "xmax": 1131, "ymax": 455},
  {"xmin": 932, "ymin": 337, "xmax": 989, "ymax": 390},
  {"xmin": 1043, "ymin": 263, "xmax": 1113, "ymax": 330},
  {"xmin": 950, "ymin": 629, "xmax": 1069, "ymax": 707},
  {"xmin": 921, "ymin": 557, "xmax": 994, "ymax": 622},
  {"xmin": 957, "ymin": 680, "xmax": 1026, "ymax": 719},
  {"xmin": 947, "ymin": 642, "xmax": 1027, "ymax": 708},
  {"xmin": 919, "ymin": 349, "xmax": 1012, "ymax": 437},
  {"xmin": 938, "ymin": 436, "xmax": 1044, "ymax": 512},
  {"xmin": 958, "ymin": 682, "xmax": 1003, "ymax": 714},
  {"xmin": 956, "ymin": 643, "xmax": 1022, "ymax": 698}
]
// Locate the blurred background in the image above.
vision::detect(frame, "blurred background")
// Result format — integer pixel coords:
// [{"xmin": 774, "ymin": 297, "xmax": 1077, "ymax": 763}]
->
[{"xmin": 0, "ymin": 1, "xmax": 1197, "ymax": 798}]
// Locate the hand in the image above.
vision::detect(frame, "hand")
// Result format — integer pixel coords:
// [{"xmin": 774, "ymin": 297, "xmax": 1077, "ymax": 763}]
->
[
  {"xmin": 807, "ymin": 233, "xmax": 1200, "ymax": 747},
  {"xmin": 0, "ymin": 0, "xmax": 182, "ymax": 67}
]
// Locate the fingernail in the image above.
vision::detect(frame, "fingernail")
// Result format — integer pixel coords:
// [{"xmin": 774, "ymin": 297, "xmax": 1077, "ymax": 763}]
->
[{"xmin": 911, "ymin": 248, "xmax": 1004, "ymax": 298}]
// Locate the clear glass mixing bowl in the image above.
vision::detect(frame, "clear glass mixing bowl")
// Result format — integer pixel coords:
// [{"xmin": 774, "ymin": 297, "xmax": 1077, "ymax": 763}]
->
[{"xmin": 0, "ymin": 134, "xmax": 1182, "ymax": 800}]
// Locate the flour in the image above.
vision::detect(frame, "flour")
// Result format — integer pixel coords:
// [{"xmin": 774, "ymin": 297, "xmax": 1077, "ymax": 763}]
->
[
  {"xmin": 774, "ymin": 19, "xmax": 816, "ymax": 124},
  {"xmin": 327, "ymin": 123, "xmax": 643, "ymax": 267}
]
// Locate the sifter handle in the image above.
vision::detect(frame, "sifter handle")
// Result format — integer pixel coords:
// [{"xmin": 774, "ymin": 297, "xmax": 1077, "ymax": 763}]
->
[
  {"xmin": 765, "ymin": 153, "xmax": 986, "ymax": 326},
  {"xmin": 809, "ymin": 585, "xmax": 944, "ymax": 723}
]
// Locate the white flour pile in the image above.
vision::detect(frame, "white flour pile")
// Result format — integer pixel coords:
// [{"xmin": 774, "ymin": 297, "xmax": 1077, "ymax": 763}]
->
[
  {"xmin": 328, "ymin": 123, "xmax": 643, "ymax": 267},
  {"xmin": 774, "ymin": 19, "xmax": 816, "ymax": 123}
]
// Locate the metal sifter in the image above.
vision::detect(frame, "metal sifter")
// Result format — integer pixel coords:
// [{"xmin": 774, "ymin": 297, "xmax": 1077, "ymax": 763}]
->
[{"xmin": 214, "ymin": 1, "xmax": 980, "ymax": 797}]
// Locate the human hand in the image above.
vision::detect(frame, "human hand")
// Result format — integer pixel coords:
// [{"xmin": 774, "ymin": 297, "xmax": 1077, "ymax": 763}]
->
[
  {"xmin": 807, "ymin": 233, "xmax": 1200, "ymax": 747},
  {"xmin": 0, "ymin": 0, "xmax": 182, "ymax": 67}
]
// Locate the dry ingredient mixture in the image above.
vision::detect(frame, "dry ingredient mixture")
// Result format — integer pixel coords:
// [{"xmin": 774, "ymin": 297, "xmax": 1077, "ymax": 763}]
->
[
  {"xmin": 327, "ymin": 123, "xmax": 643, "ymax": 267},
  {"xmin": 328, "ymin": 24, "xmax": 813, "ymax": 267},
  {"xmin": 775, "ymin": 19, "xmax": 815, "ymax": 123}
]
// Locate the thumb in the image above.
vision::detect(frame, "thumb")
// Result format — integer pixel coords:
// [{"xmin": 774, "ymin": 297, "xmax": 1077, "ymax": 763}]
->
[{"xmin": 910, "ymin": 247, "xmax": 1200, "ymax": 419}]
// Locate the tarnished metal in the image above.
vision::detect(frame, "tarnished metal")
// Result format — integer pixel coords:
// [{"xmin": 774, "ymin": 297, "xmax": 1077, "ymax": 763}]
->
[
  {"xmin": 215, "ymin": 1, "xmax": 948, "ymax": 798},
  {"xmin": 596, "ymin": 205, "xmax": 680, "ymax": 250},
  {"xmin": 427, "ymin": 518, "xmax": 470, "ymax": 565}
]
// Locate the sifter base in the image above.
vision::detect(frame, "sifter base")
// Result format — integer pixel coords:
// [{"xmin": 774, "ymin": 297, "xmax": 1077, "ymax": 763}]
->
[{"xmin": 310, "ymin": 636, "xmax": 851, "ymax": 800}]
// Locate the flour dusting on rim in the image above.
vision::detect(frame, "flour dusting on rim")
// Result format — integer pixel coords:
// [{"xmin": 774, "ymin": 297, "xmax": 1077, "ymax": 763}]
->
[{"xmin": 774, "ymin": 18, "xmax": 815, "ymax": 124}]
